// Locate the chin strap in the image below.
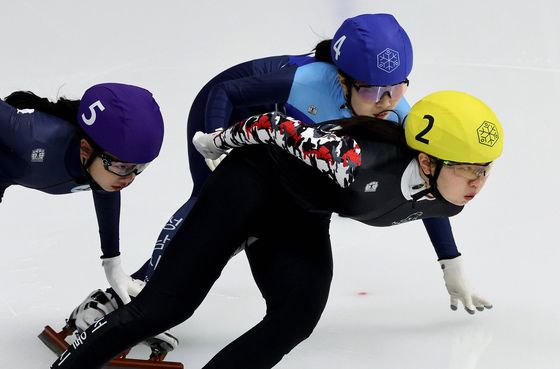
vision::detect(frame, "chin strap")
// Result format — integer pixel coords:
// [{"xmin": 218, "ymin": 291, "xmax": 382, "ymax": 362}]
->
[
  {"xmin": 81, "ymin": 147, "xmax": 102, "ymax": 191},
  {"xmin": 339, "ymin": 73, "xmax": 358, "ymax": 116},
  {"xmin": 411, "ymin": 159, "xmax": 445, "ymax": 201}
]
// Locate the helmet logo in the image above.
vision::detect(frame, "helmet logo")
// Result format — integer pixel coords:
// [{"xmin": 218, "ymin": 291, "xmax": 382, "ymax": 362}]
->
[
  {"xmin": 377, "ymin": 48, "xmax": 400, "ymax": 73},
  {"xmin": 81, "ymin": 100, "xmax": 106, "ymax": 126},
  {"xmin": 477, "ymin": 121, "xmax": 499, "ymax": 147}
]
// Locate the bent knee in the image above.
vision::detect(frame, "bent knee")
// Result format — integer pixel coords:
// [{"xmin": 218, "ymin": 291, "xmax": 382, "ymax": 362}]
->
[{"xmin": 265, "ymin": 302, "xmax": 326, "ymax": 345}]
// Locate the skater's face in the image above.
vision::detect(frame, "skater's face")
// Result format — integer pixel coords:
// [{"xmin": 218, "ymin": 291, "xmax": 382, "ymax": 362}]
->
[
  {"xmin": 418, "ymin": 153, "xmax": 491, "ymax": 206},
  {"xmin": 79, "ymin": 139, "xmax": 137, "ymax": 192},
  {"xmin": 339, "ymin": 74, "xmax": 408, "ymax": 120}
]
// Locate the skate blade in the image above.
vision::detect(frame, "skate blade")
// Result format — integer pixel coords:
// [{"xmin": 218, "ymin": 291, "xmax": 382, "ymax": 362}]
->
[
  {"xmin": 104, "ymin": 357, "xmax": 184, "ymax": 369},
  {"xmin": 38, "ymin": 325, "xmax": 70, "ymax": 355},
  {"xmin": 38, "ymin": 326, "xmax": 184, "ymax": 369}
]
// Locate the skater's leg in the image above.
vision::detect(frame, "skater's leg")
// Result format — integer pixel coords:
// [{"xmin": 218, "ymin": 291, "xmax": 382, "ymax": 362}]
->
[
  {"xmin": 51, "ymin": 153, "xmax": 273, "ymax": 369},
  {"xmin": 132, "ymin": 62, "xmax": 256, "ymax": 282},
  {"xmin": 131, "ymin": 198, "xmax": 197, "ymax": 281},
  {"xmin": 202, "ymin": 214, "xmax": 333, "ymax": 369},
  {"xmin": 129, "ymin": 259, "xmax": 149, "ymax": 281},
  {"xmin": 130, "ymin": 90, "xmax": 215, "ymax": 282}
]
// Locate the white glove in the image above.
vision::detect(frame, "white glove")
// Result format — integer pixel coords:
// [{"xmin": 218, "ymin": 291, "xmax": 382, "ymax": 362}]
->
[
  {"xmin": 193, "ymin": 130, "xmax": 228, "ymax": 160},
  {"xmin": 439, "ymin": 256, "xmax": 492, "ymax": 314},
  {"xmin": 102, "ymin": 255, "xmax": 146, "ymax": 304},
  {"xmin": 205, "ymin": 149, "xmax": 232, "ymax": 171}
]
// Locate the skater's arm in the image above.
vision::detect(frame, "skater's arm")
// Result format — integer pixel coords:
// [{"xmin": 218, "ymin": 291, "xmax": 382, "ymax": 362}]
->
[
  {"xmin": 425, "ymin": 219, "xmax": 491, "ymax": 315},
  {"xmin": 204, "ymin": 64, "xmax": 295, "ymax": 132},
  {"xmin": 422, "ymin": 217, "xmax": 461, "ymax": 260},
  {"xmin": 209, "ymin": 112, "xmax": 362, "ymax": 188},
  {"xmin": 91, "ymin": 190, "xmax": 145, "ymax": 304},
  {"xmin": 91, "ymin": 190, "xmax": 121, "ymax": 258}
]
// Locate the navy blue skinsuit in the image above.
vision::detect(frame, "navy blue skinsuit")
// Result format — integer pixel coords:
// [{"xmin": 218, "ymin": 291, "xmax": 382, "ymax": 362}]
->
[
  {"xmin": 50, "ymin": 113, "xmax": 464, "ymax": 369},
  {"xmin": 0, "ymin": 100, "xmax": 122, "ymax": 258},
  {"xmin": 133, "ymin": 54, "xmax": 459, "ymax": 281}
]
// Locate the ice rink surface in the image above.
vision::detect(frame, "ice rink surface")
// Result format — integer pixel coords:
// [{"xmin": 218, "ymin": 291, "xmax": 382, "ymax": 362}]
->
[{"xmin": 1, "ymin": 1, "xmax": 559, "ymax": 368}]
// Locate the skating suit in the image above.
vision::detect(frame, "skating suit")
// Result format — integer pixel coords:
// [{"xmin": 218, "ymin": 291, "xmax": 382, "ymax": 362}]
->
[{"xmin": 0, "ymin": 99, "xmax": 122, "ymax": 257}]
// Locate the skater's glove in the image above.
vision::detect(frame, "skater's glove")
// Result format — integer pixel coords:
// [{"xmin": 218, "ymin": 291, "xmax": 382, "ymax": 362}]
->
[
  {"xmin": 439, "ymin": 256, "xmax": 492, "ymax": 315},
  {"xmin": 102, "ymin": 255, "xmax": 146, "ymax": 304},
  {"xmin": 205, "ymin": 149, "xmax": 232, "ymax": 171},
  {"xmin": 193, "ymin": 129, "xmax": 228, "ymax": 160}
]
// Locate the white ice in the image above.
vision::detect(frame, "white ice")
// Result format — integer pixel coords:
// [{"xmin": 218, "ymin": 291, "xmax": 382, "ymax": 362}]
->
[{"xmin": 0, "ymin": 1, "xmax": 559, "ymax": 368}]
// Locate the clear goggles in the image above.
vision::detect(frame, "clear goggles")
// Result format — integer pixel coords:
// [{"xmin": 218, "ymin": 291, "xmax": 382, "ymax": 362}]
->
[
  {"xmin": 98, "ymin": 153, "xmax": 149, "ymax": 177},
  {"xmin": 442, "ymin": 160, "xmax": 492, "ymax": 180},
  {"xmin": 352, "ymin": 79, "xmax": 409, "ymax": 103}
]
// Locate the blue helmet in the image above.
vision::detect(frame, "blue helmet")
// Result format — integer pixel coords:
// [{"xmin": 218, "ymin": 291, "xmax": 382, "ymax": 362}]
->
[
  {"xmin": 78, "ymin": 83, "xmax": 164, "ymax": 163},
  {"xmin": 330, "ymin": 14, "xmax": 413, "ymax": 86}
]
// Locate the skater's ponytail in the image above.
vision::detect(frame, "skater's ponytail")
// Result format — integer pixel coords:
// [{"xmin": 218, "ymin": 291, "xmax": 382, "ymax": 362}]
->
[
  {"xmin": 313, "ymin": 40, "xmax": 333, "ymax": 64},
  {"xmin": 4, "ymin": 91, "xmax": 80, "ymax": 126},
  {"xmin": 333, "ymin": 116, "xmax": 409, "ymax": 148}
]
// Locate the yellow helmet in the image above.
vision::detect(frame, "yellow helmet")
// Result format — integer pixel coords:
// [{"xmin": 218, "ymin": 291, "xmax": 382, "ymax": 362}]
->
[{"xmin": 404, "ymin": 91, "xmax": 503, "ymax": 164}]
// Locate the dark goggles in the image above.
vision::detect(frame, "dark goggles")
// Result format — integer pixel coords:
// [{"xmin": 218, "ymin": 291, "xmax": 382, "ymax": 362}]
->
[
  {"xmin": 352, "ymin": 79, "xmax": 409, "ymax": 103},
  {"xmin": 98, "ymin": 153, "xmax": 149, "ymax": 177}
]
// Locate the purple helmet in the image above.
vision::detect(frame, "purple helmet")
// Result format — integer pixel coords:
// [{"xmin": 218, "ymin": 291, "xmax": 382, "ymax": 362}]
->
[
  {"xmin": 78, "ymin": 83, "xmax": 164, "ymax": 163},
  {"xmin": 330, "ymin": 14, "xmax": 413, "ymax": 86}
]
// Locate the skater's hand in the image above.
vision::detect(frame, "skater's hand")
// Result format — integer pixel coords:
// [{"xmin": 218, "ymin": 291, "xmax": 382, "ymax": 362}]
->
[
  {"xmin": 102, "ymin": 255, "xmax": 146, "ymax": 304},
  {"xmin": 439, "ymin": 256, "xmax": 492, "ymax": 314},
  {"xmin": 193, "ymin": 129, "xmax": 228, "ymax": 160},
  {"xmin": 205, "ymin": 149, "xmax": 231, "ymax": 171}
]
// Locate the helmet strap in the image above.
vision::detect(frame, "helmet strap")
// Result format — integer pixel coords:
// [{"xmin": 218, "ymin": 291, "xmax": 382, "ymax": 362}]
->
[
  {"xmin": 338, "ymin": 71, "xmax": 358, "ymax": 116},
  {"xmin": 81, "ymin": 143, "xmax": 103, "ymax": 191},
  {"xmin": 82, "ymin": 150, "xmax": 97, "ymax": 170},
  {"xmin": 411, "ymin": 159, "xmax": 444, "ymax": 201}
]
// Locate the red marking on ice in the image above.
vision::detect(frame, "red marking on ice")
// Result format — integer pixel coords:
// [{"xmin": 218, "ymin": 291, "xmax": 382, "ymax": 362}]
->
[{"xmin": 357, "ymin": 291, "xmax": 368, "ymax": 296}]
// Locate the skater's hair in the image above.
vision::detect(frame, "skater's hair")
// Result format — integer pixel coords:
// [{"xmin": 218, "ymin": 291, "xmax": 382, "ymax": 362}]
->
[
  {"xmin": 313, "ymin": 40, "xmax": 354, "ymax": 84},
  {"xmin": 324, "ymin": 115, "xmax": 415, "ymax": 155},
  {"xmin": 313, "ymin": 40, "xmax": 333, "ymax": 64},
  {"xmin": 4, "ymin": 91, "xmax": 80, "ymax": 126}
]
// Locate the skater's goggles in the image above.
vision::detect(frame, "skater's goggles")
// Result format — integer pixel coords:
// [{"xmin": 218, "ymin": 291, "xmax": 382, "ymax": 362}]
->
[
  {"xmin": 442, "ymin": 160, "xmax": 492, "ymax": 180},
  {"xmin": 98, "ymin": 153, "xmax": 149, "ymax": 177},
  {"xmin": 352, "ymin": 79, "xmax": 409, "ymax": 103}
]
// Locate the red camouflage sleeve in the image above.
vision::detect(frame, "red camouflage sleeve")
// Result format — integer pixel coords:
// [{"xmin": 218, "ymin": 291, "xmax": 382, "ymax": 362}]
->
[{"xmin": 214, "ymin": 112, "xmax": 361, "ymax": 188}]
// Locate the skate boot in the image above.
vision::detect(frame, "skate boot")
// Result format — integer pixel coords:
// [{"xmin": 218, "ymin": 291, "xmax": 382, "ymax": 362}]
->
[
  {"xmin": 39, "ymin": 289, "xmax": 184, "ymax": 368},
  {"xmin": 38, "ymin": 289, "xmax": 118, "ymax": 355},
  {"xmin": 68, "ymin": 289, "xmax": 179, "ymax": 356},
  {"xmin": 143, "ymin": 331, "xmax": 179, "ymax": 360},
  {"xmin": 67, "ymin": 289, "xmax": 119, "ymax": 332}
]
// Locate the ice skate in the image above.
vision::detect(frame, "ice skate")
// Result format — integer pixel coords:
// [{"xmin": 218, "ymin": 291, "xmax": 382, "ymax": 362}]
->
[
  {"xmin": 39, "ymin": 289, "xmax": 184, "ymax": 368},
  {"xmin": 143, "ymin": 331, "xmax": 179, "ymax": 360}
]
